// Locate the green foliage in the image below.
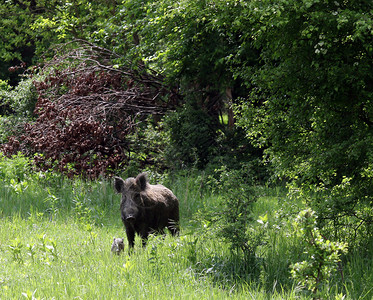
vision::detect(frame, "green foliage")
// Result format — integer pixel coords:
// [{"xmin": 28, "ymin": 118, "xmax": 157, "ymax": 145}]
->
[
  {"xmin": 0, "ymin": 76, "xmax": 38, "ymax": 144},
  {"xmin": 0, "ymin": 1, "xmax": 120, "ymax": 83},
  {"xmin": 0, "ymin": 79, "xmax": 9, "ymax": 91},
  {"xmin": 8, "ymin": 234, "xmax": 58, "ymax": 265},
  {"xmin": 204, "ymin": 165, "xmax": 264, "ymax": 263},
  {"xmin": 0, "ymin": 1, "xmax": 36, "ymax": 82},
  {"xmin": 0, "ymin": 77, "xmax": 37, "ymax": 116},
  {"xmin": 125, "ymin": 104, "xmax": 266, "ymax": 176},
  {"xmin": 0, "ymin": 116, "xmax": 27, "ymax": 145},
  {"xmin": 0, "ymin": 1, "xmax": 36, "ymax": 61},
  {"xmin": 8, "ymin": 238, "xmax": 24, "ymax": 263},
  {"xmin": 73, "ymin": 192, "xmax": 94, "ymax": 226},
  {"xmin": 30, "ymin": 1, "xmax": 111, "ymax": 42},
  {"xmin": 0, "ymin": 152, "xmax": 31, "ymax": 182},
  {"xmin": 44, "ymin": 188, "xmax": 59, "ymax": 218},
  {"xmin": 164, "ymin": 101, "xmax": 217, "ymax": 168},
  {"xmin": 126, "ymin": 118, "xmax": 171, "ymax": 173},
  {"xmin": 233, "ymin": 0, "xmax": 373, "ymax": 241},
  {"xmin": 118, "ymin": 0, "xmax": 241, "ymax": 87},
  {"xmin": 290, "ymin": 209, "xmax": 348, "ymax": 298},
  {"xmin": 112, "ymin": 0, "xmax": 258, "ymax": 163}
]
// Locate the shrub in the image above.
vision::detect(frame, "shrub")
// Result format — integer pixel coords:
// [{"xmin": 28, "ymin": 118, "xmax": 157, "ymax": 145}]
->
[
  {"xmin": 0, "ymin": 77, "xmax": 37, "ymax": 117},
  {"xmin": 126, "ymin": 118, "xmax": 171, "ymax": 174},
  {"xmin": 0, "ymin": 152, "xmax": 31, "ymax": 182},
  {"xmin": 1, "ymin": 41, "xmax": 177, "ymax": 178},
  {"xmin": 164, "ymin": 100, "xmax": 217, "ymax": 168},
  {"xmin": 290, "ymin": 209, "xmax": 348, "ymax": 298},
  {"xmin": 204, "ymin": 165, "xmax": 265, "ymax": 263}
]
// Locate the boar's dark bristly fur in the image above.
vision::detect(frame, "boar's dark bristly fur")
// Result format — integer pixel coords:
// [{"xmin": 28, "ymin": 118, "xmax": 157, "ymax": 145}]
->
[{"xmin": 114, "ymin": 173, "xmax": 180, "ymax": 250}]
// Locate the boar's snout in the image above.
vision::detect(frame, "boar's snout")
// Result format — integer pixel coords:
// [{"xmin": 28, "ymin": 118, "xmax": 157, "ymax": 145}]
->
[{"xmin": 126, "ymin": 214, "xmax": 136, "ymax": 222}]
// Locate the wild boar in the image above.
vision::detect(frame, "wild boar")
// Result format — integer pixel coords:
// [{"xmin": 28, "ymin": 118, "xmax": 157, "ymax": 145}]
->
[
  {"xmin": 111, "ymin": 237, "xmax": 124, "ymax": 255},
  {"xmin": 114, "ymin": 172, "xmax": 179, "ymax": 250}
]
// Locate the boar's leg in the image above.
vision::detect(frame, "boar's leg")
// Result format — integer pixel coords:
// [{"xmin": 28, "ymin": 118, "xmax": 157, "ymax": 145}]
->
[
  {"xmin": 167, "ymin": 219, "xmax": 179, "ymax": 236},
  {"xmin": 139, "ymin": 227, "xmax": 149, "ymax": 248},
  {"xmin": 168, "ymin": 206, "xmax": 180, "ymax": 236},
  {"xmin": 125, "ymin": 227, "xmax": 135, "ymax": 249}
]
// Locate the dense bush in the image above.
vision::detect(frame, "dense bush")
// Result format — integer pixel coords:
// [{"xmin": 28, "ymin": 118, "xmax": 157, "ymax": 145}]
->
[
  {"xmin": 164, "ymin": 100, "xmax": 217, "ymax": 168},
  {"xmin": 290, "ymin": 209, "xmax": 348, "ymax": 298},
  {"xmin": 0, "ymin": 77, "xmax": 38, "ymax": 145},
  {"xmin": 0, "ymin": 77, "xmax": 37, "ymax": 117},
  {"xmin": 200, "ymin": 165, "xmax": 265, "ymax": 266},
  {"xmin": 125, "ymin": 118, "xmax": 171, "ymax": 174},
  {"xmin": 1, "ymin": 42, "xmax": 177, "ymax": 178},
  {"xmin": 0, "ymin": 152, "xmax": 31, "ymax": 182}
]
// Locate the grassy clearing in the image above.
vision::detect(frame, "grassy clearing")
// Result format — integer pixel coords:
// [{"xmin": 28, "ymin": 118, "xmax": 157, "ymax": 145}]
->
[
  {"xmin": 0, "ymin": 168, "xmax": 372, "ymax": 299},
  {"xmin": 0, "ymin": 216, "xmax": 228, "ymax": 299},
  {"xmin": 0, "ymin": 215, "xmax": 302, "ymax": 300}
]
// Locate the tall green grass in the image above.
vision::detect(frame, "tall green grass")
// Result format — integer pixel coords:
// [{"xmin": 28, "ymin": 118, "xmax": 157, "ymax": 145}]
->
[
  {"xmin": 1, "ymin": 215, "xmax": 305, "ymax": 299},
  {"xmin": 0, "ymin": 156, "xmax": 372, "ymax": 299}
]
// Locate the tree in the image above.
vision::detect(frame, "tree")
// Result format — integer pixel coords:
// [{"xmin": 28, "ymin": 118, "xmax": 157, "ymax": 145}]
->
[
  {"xmin": 107, "ymin": 0, "xmax": 262, "ymax": 167},
  {"xmin": 0, "ymin": 0, "xmax": 37, "ymax": 85},
  {"xmin": 115, "ymin": 0, "xmax": 259, "ymax": 116},
  {"xmin": 234, "ymin": 0, "xmax": 373, "ymax": 243},
  {"xmin": 0, "ymin": 0, "xmax": 119, "ymax": 84}
]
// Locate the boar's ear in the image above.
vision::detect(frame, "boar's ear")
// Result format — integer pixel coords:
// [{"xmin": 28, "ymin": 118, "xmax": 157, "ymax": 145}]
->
[
  {"xmin": 135, "ymin": 172, "xmax": 148, "ymax": 191},
  {"xmin": 114, "ymin": 177, "xmax": 125, "ymax": 193}
]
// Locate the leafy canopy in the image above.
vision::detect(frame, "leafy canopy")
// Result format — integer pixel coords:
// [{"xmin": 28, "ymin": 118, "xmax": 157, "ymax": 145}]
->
[{"xmin": 234, "ymin": 0, "xmax": 373, "ymax": 240}]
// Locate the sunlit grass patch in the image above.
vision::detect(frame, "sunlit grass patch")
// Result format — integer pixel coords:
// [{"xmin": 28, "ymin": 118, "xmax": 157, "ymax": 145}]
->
[{"xmin": 0, "ymin": 169, "xmax": 371, "ymax": 299}]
